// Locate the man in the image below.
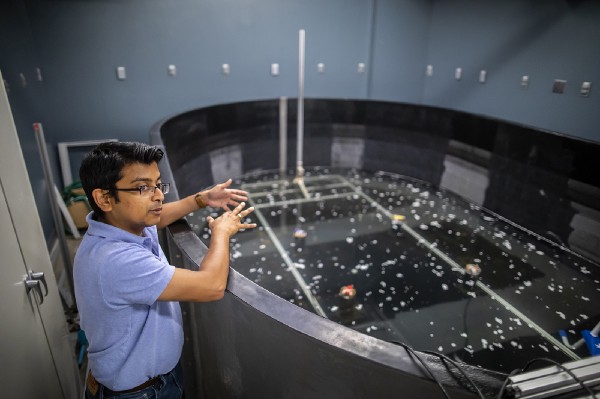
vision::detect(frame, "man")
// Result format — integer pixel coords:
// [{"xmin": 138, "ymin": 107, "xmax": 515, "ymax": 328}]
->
[{"xmin": 74, "ymin": 141, "xmax": 256, "ymax": 398}]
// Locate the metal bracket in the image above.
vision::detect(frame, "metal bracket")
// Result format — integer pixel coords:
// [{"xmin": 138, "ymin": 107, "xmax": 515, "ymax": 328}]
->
[
  {"xmin": 29, "ymin": 271, "xmax": 48, "ymax": 297},
  {"xmin": 506, "ymin": 356, "xmax": 600, "ymax": 398},
  {"xmin": 25, "ymin": 279, "xmax": 44, "ymax": 305}
]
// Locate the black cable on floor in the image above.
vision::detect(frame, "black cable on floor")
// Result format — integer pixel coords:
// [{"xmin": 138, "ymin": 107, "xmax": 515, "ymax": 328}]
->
[
  {"xmin": 391, "ymin": 341, "xmax": 451, "ymax": 399},
  {"xmin": 421, "ymin": 350, "xmax": 485, "ymax": 399}
]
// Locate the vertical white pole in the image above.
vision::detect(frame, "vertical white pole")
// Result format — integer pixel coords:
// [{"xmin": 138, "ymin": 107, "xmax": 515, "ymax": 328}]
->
[
  {"xmin": 34, "ymin": 123, "xmax": 76, "ymax": 308},
  {"xmin": 279, "ymin": 97, "xmax": 287, "ymax": 178},
  {"xmin": 296, "ymin": 29, "xmax": 305, "ymax": 179}
]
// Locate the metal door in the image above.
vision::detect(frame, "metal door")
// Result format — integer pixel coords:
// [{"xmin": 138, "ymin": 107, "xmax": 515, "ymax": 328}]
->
[
  {"xmin": 0, "ymin": 181, "xmax": 65, "ymax": 398},
  {"xmin": 0, "ymin": 69, "xmax": 80, "ymax": 398}
]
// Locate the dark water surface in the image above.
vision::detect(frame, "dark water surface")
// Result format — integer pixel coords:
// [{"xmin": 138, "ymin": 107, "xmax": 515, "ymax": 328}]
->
[{"xmin": 186, "ymin": 168, "xmax": 599, "ymax": 374}]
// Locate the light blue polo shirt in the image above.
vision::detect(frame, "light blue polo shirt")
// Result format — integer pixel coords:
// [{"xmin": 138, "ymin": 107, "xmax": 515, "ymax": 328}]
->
[{"xmin": 74, "ymin": 212, "xmax": 183, "ymax": 391}]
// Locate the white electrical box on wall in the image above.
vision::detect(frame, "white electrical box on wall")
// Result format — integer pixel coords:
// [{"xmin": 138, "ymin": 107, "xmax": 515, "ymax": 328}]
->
[
  {"xmin": 271, "ymin": 63, "xmax": 280, "ymax": 76},
  {"xmin": 455, "ymin": 67, "xmax": 462, "ymax": 81},
  {"xmin": 116, "ymin": 66, "xmax": 126, "ymax": 80},
  {"xmin": 479, "ymin": 70, "xmax": 487, "ymax": 83},
  {"xmin": 581, "ymin": 82, "xmax": 591, "ymax": 97}
]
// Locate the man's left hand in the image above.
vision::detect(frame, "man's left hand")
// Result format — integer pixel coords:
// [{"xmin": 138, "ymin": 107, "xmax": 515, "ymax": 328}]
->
[{"xmin": 204, "ymin": 179, "xmax": 249, "ymax": 211}]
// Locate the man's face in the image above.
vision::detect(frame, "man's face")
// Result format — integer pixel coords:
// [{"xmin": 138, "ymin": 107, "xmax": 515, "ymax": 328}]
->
[{"xmin": 104, "ymin": 161, "xmax": 164, "ymax": 236}]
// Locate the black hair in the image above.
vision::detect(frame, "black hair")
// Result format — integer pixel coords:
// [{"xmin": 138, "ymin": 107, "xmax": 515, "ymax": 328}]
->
[{"xmin": 79, "ymin": 141, "xmax": 164, "ymax": 217}]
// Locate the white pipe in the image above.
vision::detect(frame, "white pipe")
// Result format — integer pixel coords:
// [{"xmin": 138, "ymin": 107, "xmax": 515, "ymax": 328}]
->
[
  {"xmin": 279, "ymin": 96, "xmax": 287, "ymax": 178},
  {"xmin": 34, "ymin": 123, "xmax": 77, "ymax": 309},
  {"xmin": 592, "ymin": 320, "xmax": 600, "ymax": 336},
  {"xmin": 296, "ymin": 29, "xmax": 305, "ymax": 179}
]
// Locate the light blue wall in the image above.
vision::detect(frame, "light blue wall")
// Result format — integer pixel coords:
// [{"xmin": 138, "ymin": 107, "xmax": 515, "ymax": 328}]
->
[
  {"xmin": 369, "ymin": 0, "xmax": 432, "ymax": 102},
  {"xmin": 25, "ymin": 0, "xmax": 379, "ymax": 144},
  {"xmin": 1, "ymin": 0, "xmax": 599, "ymax": 246},
  {"xmin": 423, "ymin": 0, "xmax": 600, "ymax": 142}
]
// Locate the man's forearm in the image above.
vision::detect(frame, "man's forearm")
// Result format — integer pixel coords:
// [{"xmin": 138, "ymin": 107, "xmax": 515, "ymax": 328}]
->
[{"xmin": 157, "ymin": 192, "xmax": 205, "ymax": 229}]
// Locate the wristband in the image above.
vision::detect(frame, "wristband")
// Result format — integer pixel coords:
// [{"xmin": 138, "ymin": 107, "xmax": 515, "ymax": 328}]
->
[{"xmin": 194, "ymin": 193, "xmax": 207, "ymax": 209}]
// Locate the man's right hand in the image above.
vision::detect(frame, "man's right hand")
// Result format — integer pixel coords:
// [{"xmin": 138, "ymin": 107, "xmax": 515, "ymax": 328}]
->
[{"xmin": 206, "ymin": 202, "xmax": 257, "ymax": 236}]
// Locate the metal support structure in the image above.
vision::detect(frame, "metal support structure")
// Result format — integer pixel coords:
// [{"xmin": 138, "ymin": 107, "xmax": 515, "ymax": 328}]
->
[
  {"xmin": 294, "ymin": 29, "xmax": 309, "ymax": 199},
  {"xmin": 279, "ymin": 96, "xmax": 287, "ymax": 178},
  {"xmin": 34, "ymin": 123, "xmax": 76, "ymax": 310},
  {"xmin": 506, "ymin": 356, "xmax": 600, "ymax": 399}
]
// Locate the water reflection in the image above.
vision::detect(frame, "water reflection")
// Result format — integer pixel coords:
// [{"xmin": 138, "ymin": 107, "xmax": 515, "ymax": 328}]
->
[{"xmin": 186, "ymin": 168, "xmax": 599, "ymax": 374}]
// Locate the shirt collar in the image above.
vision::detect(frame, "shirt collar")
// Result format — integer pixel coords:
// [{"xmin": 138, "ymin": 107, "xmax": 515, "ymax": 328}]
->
[{"xmin": 85, "ymin": 212, "xmax": 153, "ymax": 248}]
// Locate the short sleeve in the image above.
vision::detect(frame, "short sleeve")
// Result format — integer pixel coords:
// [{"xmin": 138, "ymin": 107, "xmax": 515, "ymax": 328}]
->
[{"xmin": 99, "ymin": 243, "xmax": 175, "ymax": 306}]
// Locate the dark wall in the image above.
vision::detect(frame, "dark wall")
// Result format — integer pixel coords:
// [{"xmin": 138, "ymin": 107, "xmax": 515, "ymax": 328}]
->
[
  {"xmin": 165, "ymin": 220, "xmax": 504, "ymax": 399},
  {"xmin": 157, "ymin": 99, "xmax": 600, "ymax": 263}
]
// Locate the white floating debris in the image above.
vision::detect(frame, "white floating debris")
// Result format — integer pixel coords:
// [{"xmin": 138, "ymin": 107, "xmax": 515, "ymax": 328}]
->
[
  {"xmin": 275, "ymin": 275, "xmax": 282, "ymax": 281},
  {"xmin": 346, "ymin": 237, "xmax": 354, "ymax": 244}
]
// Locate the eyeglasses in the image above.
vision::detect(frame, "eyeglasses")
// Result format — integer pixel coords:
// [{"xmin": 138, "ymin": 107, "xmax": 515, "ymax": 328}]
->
[{"xmin": 113, "ymin": 183, "xmax": 170, "ymax": 197}]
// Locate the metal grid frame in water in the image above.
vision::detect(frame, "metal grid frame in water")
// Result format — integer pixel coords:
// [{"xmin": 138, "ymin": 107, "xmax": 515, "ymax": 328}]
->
[{"xmin": 186, "ymin": 168, "xmax": 600, "ymax": 374}]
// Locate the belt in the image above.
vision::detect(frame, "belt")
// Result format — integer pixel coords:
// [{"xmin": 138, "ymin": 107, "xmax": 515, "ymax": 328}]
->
[{"xmin": 87, "ymin": 371, "xmax": 161, "ymax": 395}]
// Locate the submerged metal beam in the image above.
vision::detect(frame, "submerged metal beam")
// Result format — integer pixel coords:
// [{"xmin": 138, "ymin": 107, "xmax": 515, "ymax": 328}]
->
[{"xmin": 249, "ymin": 204, "xmax": 327, "ymax": 318}]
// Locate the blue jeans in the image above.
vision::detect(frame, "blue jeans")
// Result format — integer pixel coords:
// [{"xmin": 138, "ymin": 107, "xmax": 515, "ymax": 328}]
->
[{"xmin": 86, "ymin": 362, "xmax": 184, "ymax": 399}]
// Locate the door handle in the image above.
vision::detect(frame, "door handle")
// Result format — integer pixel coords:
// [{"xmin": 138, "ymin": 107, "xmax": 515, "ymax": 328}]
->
[
  {"xmin": 25, "ymin": 279, "xmax": 44, "ymax": 305},
  {"xmin": 29, "ymin": 271, "xmax": 48, "ymax": 297}
]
